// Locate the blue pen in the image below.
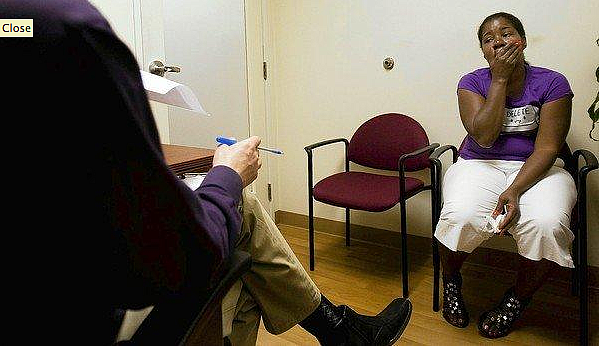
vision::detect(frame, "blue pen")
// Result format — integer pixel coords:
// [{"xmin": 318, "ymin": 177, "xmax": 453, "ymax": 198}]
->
[{"xmin": 216, "ymin": 136, "xmax": 284, "ymax": 155}]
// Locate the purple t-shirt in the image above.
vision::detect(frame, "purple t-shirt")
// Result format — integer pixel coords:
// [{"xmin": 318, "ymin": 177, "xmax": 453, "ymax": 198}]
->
[{"xmin": 458, "ymin": 64, "xmax": 573, "ymax": 161}]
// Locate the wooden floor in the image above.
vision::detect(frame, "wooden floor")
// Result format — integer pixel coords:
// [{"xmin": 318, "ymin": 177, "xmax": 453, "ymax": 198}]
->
[{"xmin": 256, "ymin": 224, "xmax": 598, "ymax": 345}]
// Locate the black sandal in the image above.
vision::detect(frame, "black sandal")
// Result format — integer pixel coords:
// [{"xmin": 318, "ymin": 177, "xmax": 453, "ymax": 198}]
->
[
  {"xmin": 478, "ymin": 287, "xmax": 530, "ymax": 338},
  {"xmin": 442, "ymin": 273, "xmax": 469, "ymax": 328}
]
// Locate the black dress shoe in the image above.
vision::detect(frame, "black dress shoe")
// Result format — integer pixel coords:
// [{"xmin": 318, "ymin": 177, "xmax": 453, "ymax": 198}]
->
[
  {"xmin": 299, "ymin": 295, "xmax": 412, "ymax": 346},
  {"xmin": 337, "ymin": 298, "xmax": 412, "ymax": 346}
]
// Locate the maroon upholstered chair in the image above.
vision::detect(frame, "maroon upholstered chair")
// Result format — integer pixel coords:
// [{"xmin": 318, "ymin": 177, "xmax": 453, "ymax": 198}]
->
[{"xmin": 305, "ymin": 113, "xmax": 439, "ymax": 297}]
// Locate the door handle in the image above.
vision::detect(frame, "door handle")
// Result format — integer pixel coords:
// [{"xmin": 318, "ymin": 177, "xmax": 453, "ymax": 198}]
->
[{"xmin": 149, "ymin": 60, "xmax": 181, "ymax": 77}]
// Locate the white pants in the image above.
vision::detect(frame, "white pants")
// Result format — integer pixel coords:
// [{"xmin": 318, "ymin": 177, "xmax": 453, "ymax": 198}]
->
[{"xmin": 434, "ymin": 158, "xmax": 576, "ymax": 268}]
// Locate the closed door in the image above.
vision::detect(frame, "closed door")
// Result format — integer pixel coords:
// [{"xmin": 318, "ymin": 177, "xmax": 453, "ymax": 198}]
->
[
  {"xmin": 163, "ymin": 0, "xmax": 273, "ymax": 213},
  {"xmin": 90, "ymin": 0, "xmax": 274, "ymax": 212},
  {"xmin": 163, "ymin": 0, "xmax": 248, "ymax": 149}
]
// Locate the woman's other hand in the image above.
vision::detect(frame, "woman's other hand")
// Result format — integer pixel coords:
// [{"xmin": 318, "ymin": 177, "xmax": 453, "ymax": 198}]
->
[
  {"xmin": 213, "ymin": 136, "xmax": 262, "ymax": 187},
  {"xmin": 493, "ymin": 188, "xmax": 521, "ymax": 235}
]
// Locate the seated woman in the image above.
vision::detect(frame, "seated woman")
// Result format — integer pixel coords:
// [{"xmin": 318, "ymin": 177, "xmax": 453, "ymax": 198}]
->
[{"xmin": 434, "ymin": 12, "xmax": 576, "ymax": 338}]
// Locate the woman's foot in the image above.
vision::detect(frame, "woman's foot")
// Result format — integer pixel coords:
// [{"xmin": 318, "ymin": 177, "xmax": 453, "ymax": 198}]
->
[
  {"xmin": 478, "ymin": 286, "xmax": 530, "ymax": 338},
  {"xmin": 442, "ymin": 272, "xmax": 469, "ymax": 328}
]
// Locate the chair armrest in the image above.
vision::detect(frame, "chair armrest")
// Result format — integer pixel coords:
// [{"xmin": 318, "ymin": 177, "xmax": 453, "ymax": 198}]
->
[
  {"xmin": 179, "ymin": 250, "xmax": 252, "ymax": 346},
  {"xmin": 571, "ymin": 149, "xmax": 598, "ymax": 231},
  {"xmin": 397, "ymin": 143, "xmax": 439, "ymax": 197},
  {"xmin": 428, "ymin": 145, "xmax": 458, "ymax": 223},
  {"xmin": 305, "ymin": 138, "xmax": 350, "ymax": 190},
  {"xmin": 429, "ymin": 144, "xmax": 458, "ymax": 163},
  {"xmin": 304, "ymin": 138, "xmax": 349, "ymax": 152},
  {"xmin": 429, "ymin": 144, "xmax": 459, "ymax": 179},
  {"xmin": 573, "ymin": 149, "xmax": 599, "ymax": 178},
  {"xmin": 398, "ymin": 143, "xmax": 440, "ymax": 169},
  {"xmin": 209, "ymin": 250, "xmax": 252, "ymax": 305}
]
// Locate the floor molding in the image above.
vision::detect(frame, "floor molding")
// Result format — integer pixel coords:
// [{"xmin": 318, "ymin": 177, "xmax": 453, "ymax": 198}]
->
[{"xmin": 275, "ymin": 210, "xmax": 599, "ymax": 289}]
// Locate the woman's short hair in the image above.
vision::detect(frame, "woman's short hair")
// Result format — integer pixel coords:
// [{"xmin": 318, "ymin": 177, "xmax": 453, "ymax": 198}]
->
[{"xmin": 477, "ymin": 12, "xmax": 526, "ymax": 47}]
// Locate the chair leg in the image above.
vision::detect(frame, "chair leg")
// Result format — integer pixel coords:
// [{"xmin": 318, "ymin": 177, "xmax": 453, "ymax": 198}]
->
[
  {"xmin": 572, "ymin": 237, "xmax": 579, "ymax": 296},
  {"xmin": 400, "ymin": 200, "xmax": 409, "ymax": 298},
  {"xmin": 579, "ymin": 248, "xmax": 588, "ymax": 345},
  {"xmin": 572, "ymin": 269, "xmax": 579, "ymax": 296},
  {"xmin": 580, "ymin": 282, "xmax": 588, "ymax": 346},
  {"xmin": 309, "ymin": 196, "xmax": 315, "ymax": 271},
  {"xmin": 578, "ymin": 196, "xmax": 588, "ymax": 346},
  {"xmin": 431, "ymin": 171, "xmax": 440, "ymax": 312},
  {"xmin": 432, "ymin": 238, "xmax": 440, "ymax": 312},
  {"xmin": 345, "ymin": 208, "xmax": 350, "ymax": 246}
]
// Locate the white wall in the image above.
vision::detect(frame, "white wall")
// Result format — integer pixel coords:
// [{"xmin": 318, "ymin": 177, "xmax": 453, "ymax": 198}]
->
[{"xmin": 269, "ymin": 1, "xmax": 599, "ymax": 265}]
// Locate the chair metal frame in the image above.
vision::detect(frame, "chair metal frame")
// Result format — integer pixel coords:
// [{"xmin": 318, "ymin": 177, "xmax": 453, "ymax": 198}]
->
[
  {"xmin": 305, "ymin": 135, "xmax": 439, "ymax": 298},
  {"xmin": 429, "ymin": 144, "xmax": 598, "ymax": 346},
  {"xmin": 112, "ymin": 250, "xmax": 252, "ymax": 346}
]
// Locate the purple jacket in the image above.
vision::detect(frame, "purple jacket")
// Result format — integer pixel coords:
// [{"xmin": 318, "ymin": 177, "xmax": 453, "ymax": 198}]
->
[{"xmin": 1, "ymin": 0, "xmax": 242, "ymax": 314}]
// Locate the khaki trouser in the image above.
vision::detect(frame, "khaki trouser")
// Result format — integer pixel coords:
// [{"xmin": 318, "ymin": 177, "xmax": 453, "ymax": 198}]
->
[
  {"xmin": 222, "ymin": 190, "xmax": 321, "ymax": 346},
  {"xmin": 116, "ymin": 189, "xmax": 320, "ymax": 344}
]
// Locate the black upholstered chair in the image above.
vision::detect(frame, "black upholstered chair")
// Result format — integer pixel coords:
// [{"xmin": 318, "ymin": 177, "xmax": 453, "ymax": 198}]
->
[
  {"xmin": 112, "ymin": 250, "xmax": 251, "ymax": 346},
  {"xmin": 429, "ymin": 143, "xmax": 597, "ymax": 346}
]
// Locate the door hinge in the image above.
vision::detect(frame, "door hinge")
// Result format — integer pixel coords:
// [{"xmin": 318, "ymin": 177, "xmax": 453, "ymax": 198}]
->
[
  {"xmin": 263, "ymin": 61, "xmax": 267, "ymax": 80},
  {"xmin": 267, "ymin": 183, "xmax": 272, "ymax": 201}
]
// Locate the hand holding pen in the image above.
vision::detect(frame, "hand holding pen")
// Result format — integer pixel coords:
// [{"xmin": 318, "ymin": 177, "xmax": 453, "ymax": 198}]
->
[
  {"xmin": 213, "ymin": 136, "xmax": 262, "ymax": 187},
  {"xmin": 217, "ymin": 136, "xmax": 284, "ymax": 155}
]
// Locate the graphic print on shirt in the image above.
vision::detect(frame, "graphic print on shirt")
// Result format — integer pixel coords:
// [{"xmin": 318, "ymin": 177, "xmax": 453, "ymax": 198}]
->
[{"xmin": 502, "ymin": 105, "xmax": 540, "ymax": 133}]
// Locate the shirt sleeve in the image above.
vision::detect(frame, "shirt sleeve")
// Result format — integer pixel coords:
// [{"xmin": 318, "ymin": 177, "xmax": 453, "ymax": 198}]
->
[
  {"xmin": 543, "ymin": 72, "xmax": 574, "ymax": 104},
  {"xmin": 457, "ymin": 71, "xmax": 484, "ymax": 96},
  {"xmin": 73, "ymin": 20, "xmax": 243, "ymax": 294},
  {"xmin": 193, "ymin": 165, "xmax": 243, "ymax": 257}
]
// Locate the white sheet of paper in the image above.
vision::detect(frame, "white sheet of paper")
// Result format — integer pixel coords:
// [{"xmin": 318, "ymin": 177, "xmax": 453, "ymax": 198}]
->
[
  {"xmin": 180, "ymin": 174, "xmax": 207, "ymax": 190},
  {"xmin": 140, "ymin": 70, "xmax": 209, "ymax": 116}
]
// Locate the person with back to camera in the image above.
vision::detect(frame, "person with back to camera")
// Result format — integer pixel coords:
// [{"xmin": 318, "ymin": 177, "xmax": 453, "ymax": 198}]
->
[
  {"xmin": 433, "ymin": 12, "xmax": 576, "ymax": 338},
  {"xmin": 0, "ymin": 1, "xmax": 413, "ymax": 345}
]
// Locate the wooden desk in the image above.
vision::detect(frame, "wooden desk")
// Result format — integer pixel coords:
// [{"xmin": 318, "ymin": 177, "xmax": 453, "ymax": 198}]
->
[{"xmin": 162, "ymin": 144, "xmax": 215, "ymax": 175}]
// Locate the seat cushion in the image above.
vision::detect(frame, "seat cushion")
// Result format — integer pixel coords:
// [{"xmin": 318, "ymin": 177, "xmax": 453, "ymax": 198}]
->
[{"xmin": 313, "ymin": 172, "xmax": 424, "ymax": 212}]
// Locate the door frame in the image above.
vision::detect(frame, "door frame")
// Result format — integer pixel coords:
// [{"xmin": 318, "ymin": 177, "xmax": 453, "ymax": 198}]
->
[{"xmin": 245, "ymin": 0, "xmax": 275, "ymax": 214}]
